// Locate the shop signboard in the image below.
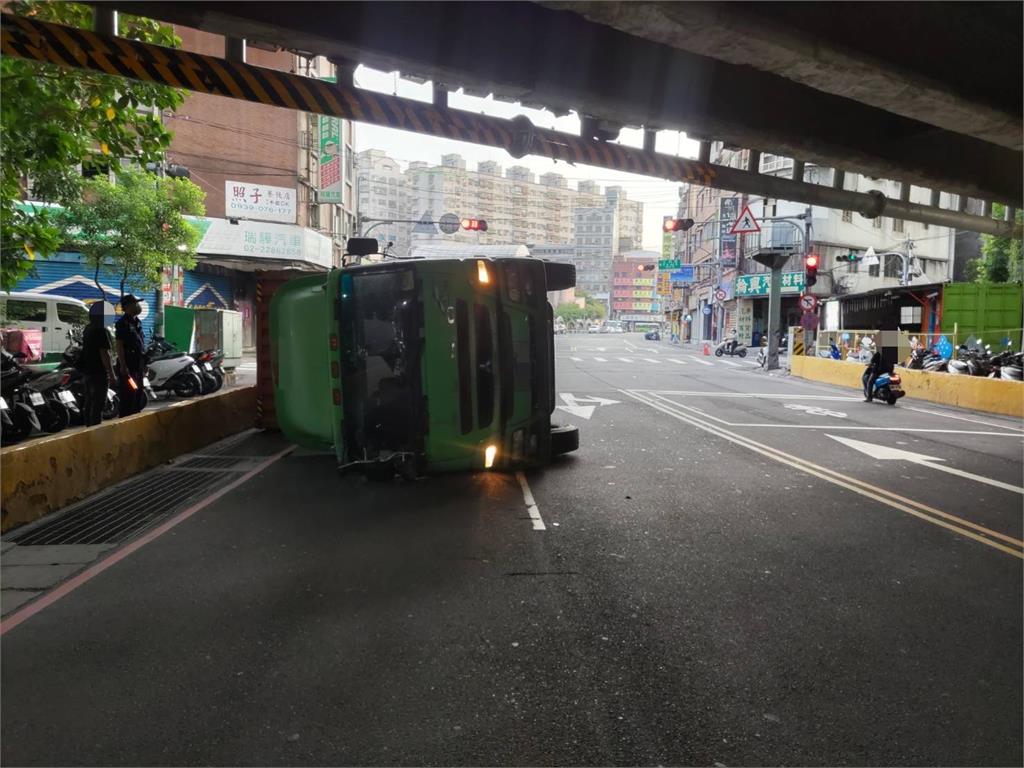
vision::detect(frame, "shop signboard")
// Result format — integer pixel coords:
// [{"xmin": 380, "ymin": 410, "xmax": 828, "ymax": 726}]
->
[
  {"xmin": 719, "ymin": 197, "xmax": 739, "ymax": 267},
  {"xmin": 225, "ymin": 181, "xmax": 296, "ymax": 224},
  {"xmin": 734, "ymin": 271, "xmax": 805, "ymax": 297},
  {"xmin": 317, "ymin": 75, "xmax": 344, "ymax": 204}
]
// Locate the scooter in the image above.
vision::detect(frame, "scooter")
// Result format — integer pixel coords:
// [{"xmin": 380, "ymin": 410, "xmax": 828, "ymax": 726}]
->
[
  {"xmin": 863, "ymin": 367, "xmax": 905, "ymax": 405},
  {"xmin": 145, "ymin": 337, "xmax": 204, "ymax": 398},
  {"xmin": 715, "ymin": 339, "xmax": 748, "ymax": 358},
  {"xmin": 192, "ymin": 348, "xmax": 225, "ymax": 394},
  {"xmin": 1, "ymin": 350, "xmax": 64, "ymax": 437}
]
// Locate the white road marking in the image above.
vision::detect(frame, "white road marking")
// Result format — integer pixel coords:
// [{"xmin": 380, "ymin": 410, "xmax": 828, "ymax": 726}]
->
[
  {"xmin": 827, "ymin": 435, "xmax": 1024, "ymax": 495},
  {"xmin": 650, "ymin": 393, "xmax": 1021, "ymax": 436},
  {"xmin": 622, "ymin": 390, "xmax": 1023, "ymax": 559},
  {"xmin": 718, "ymin": 359, "xmax": 742, "ymax": 367},
  {"xmin": 904, "ymin": 406, "xmax": 1024, "ymax": 432},
  {"xmin": 667, "ymin": 358, "xmax": 687, "ymax": 365},
  {"xmin": 516, "ymin": 472, "xmax": 546, "ymax": 531},
  {"xmin": 639, "ymin": 391, "xmax": 861, "ymax": 400},
  {"xmin": 643, "ymin": 358, "xmax": 661, "ymax": 364},
  {"xmin": 617, "ymin": 357, "xmax": 634, "ymax": 363},
  {"xmin": 688, "ymin": 356, "xmax": 714, "ymax": 366},
  {"xmin": 785, "ymin": 403, "xmax": 847, "ymax": 418},
  {"xmin": 569, "ymin": 356, "xmax": 583, "ymax": 362},
  {"xmin": 594, "ymin": 357, "xmax": 608, "ymax": 362}
]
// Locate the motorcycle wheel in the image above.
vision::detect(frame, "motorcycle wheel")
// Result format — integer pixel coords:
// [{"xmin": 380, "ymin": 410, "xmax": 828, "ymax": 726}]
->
[
  {"xmin": 738, "ymin": 348, "xmax": 747, "ymax": 358},
  {"xmin": 102, "ymin": 392, "xmax": 119, "ymax": 420},
  {"xmin": 210, "ymin": 370, "xmax": 225, "ymax": 393},
  {"xmin": 198, "ymin": 371, "xmax": 218, "ymax": 395},
  {"xmin": 39, "ymin": 400, "xmax": 70, "ymax": 433},
  {"xmin": 1, "ymin": 414, "xmax": 31, "ymax": 445},
  {"xmin": 172, "ymin": 373, "xmax": 202, "ymax": 398},
  {"xmin": 714, "ymin": 348, "xmax": 723, "ymax": 357}
]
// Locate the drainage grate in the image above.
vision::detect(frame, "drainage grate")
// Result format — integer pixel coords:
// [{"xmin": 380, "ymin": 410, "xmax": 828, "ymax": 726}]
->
[
  {"xmin": 174, "ymin": 455, "xmax": 246, "ymax": 471},
  {"xmin": 8, "ymin": 468, "xmax": 240, "ymax": 546}
]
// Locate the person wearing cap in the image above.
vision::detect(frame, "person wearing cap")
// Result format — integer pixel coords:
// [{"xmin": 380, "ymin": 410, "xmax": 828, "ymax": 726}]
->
[
  {"xmin": 77, "ymin": 302, "xmax": 117, "ymax": 426},
  {"xmin": 115, "ymin": 294, "xmax": 146, "ymax": 417}
]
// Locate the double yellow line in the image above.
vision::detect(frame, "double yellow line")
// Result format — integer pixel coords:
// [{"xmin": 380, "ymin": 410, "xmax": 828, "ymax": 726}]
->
[{"xmin": 623, "ymin": 390, "xmax": 1024, "ymax": 559}]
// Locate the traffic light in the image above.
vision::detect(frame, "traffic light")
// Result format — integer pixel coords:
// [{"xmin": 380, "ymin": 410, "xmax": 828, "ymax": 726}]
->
[
  {"xmin": 836, "ymin": 252, "xmax": 861, "ymax": 264},
  {"xmin": 663, "ymin": 217, "xmax": 695, "ymax": 232},
  {"xmin": 461, "ymin": 218, "xmax": 488, "ymax": 232},
  {"xmin": 804, "ymin": 254, "xmax": 819, "ymax": 287},
  {"xmin": 637, "ymin": 264, "xmax": 656, "ymax": 272}
]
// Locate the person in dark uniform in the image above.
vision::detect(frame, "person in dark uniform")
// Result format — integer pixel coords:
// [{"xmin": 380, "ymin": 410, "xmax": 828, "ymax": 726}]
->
[
  {"xmin": 115, "ymin": 294, "xmax": 146, "ymax": 417},
  {"xmin": 863, "ymin": 344, "xmax": 883, "ymax": 402},
  {"xmin": 77, "ymin": 302, "xmax": 117, "ymax": 426}
]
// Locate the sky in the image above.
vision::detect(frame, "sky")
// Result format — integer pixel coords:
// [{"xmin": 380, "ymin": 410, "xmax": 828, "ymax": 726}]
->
[{"xmin": 351, "ymin": 66, "xmax": 701, "ymax": 252}]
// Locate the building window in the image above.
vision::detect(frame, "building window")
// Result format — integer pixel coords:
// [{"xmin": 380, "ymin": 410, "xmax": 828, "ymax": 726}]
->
[
  {"xmin": 869, "ymin": 262, "xmax": 880, "ymax": 277},
  {"xmin": 893, "ymin": 218, "xmax": 905, "ymax": 233},
  {"xmin": 900, "ymin": 305, "xmax": 922, "ymax": 325},
  {"xmin": 873, "ymin": 217, "xmax": 883, "ymax": 229},
  {"xmin": 883, "ymin": 253, "xmax": 901, "ymax": 278},
  {"xmin": 841, "ymin": 210, "xmax": 853, "ymax": 223}
]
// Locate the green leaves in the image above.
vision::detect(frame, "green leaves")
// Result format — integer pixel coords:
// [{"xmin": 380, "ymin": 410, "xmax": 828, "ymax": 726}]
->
[
  {"xmin": 972, "ymin": 204, "xmax": 1023, "ymax": 284},
  {"xmin": 60, "ymin": 167, "xmax": 206, "ymax": 294},
  {"xmin": 1, "ymin": 0, "xmax": 186, "ymax": 290}
]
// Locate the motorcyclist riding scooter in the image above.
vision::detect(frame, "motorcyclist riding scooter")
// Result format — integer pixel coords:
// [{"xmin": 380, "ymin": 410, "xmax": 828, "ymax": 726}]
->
[{"xmin": 862, "ymin": 341, "xmax": 883, "ymax": 401}]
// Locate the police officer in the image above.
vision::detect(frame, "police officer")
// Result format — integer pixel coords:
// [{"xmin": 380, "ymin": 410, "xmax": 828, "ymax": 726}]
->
[
  {"xmin": 77, "ymin": 302, "xmax": 117, "ymax": 426},
  {"xmin": 115, "ymin": 294, "xmax": 146, "ymax": 417}
]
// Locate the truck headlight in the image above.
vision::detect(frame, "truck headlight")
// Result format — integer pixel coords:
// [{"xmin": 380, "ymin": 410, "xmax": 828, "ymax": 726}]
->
[{"xmin": 484, "ymin": 444, "xmax": 498, "ymax": 469}]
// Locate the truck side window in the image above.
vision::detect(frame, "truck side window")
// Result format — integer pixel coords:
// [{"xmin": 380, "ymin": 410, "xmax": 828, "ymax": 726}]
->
[{"xmin": 475, "ymin": 304, "xmax": 494, "ymax": 429}]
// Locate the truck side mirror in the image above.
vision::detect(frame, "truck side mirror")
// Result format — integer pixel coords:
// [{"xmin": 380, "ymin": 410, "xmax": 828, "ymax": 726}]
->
[{"xmin": 346, "ymin": 238, "xmax": 380, "ymax": 257}]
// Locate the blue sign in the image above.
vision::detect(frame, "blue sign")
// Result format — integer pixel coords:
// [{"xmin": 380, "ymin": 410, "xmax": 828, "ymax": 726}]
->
[
  {"xmin": 702, "ymin": 305, "xmax": 712, "ymax": 316},
  {"xmin": 936, "ymin": 335, "xmax": 953, "ymax": 360},
  {"xmin": 670, "ymin": 266, "xmax": 695, "ymax": 284}
]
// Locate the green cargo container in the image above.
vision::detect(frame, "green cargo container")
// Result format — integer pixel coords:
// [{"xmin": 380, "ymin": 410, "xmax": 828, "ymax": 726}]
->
[{"xmin": 942, "ymin": 283, "xmax": 1023, "ymax": 349}]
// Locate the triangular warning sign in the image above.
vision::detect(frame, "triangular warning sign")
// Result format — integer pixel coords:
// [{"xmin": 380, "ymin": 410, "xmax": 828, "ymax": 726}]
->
[{"xmin": 730, "ymin": 204, "xmax": 761, "ymax": 234}]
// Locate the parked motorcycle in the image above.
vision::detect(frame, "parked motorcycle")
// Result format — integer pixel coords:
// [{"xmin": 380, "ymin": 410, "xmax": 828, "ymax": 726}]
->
[
  {"xmin": 715, "ymin": 339, "xmax": 748, "ymax": 358},
  {"xmin": 0, "ymin": 350, "xmax": 69, "ymax": 437},
  {"xmin": 145, "ymin": 337, "xmax": 204, "ymax": 398},
  {"xmin": 192, "ymin": 348, "xmax": 225, "ymax": 394}
]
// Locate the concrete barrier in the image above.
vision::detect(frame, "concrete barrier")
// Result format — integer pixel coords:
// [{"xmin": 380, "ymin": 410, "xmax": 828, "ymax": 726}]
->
[
  {"xmin": 1, "ymin": 386, "xmax": 257, "ymax": 534},
  {"xmin": 790, "ymin": 356, "xmax": 1024, "ymax": 418}
]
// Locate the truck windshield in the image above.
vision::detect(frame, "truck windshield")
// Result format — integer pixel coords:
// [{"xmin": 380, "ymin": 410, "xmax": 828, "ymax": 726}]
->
[{"xmin": 339, "ymin": 269, "xmax": 421, "ymax": 459}]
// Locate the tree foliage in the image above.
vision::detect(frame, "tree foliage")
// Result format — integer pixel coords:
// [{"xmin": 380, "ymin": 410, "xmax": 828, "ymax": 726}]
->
[
  {"xmin": 970, "ymin": 204, "xmax": 1023, "ymax": 284},
  {"xmin": 554, "ymin": 297, "xmax": 606, "ymax": 322},
  {"xmin": 1, "ymin": 0, "xmax": 184, "ymax": 290},
  {"xmin": 60, "ymin": 167, "xmax": 205, "ymax": 300}
]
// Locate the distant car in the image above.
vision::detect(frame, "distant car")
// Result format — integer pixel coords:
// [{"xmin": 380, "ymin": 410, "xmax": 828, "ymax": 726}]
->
[
  {"xmin": 611, "ymin": 326, "xmax": 624, "ymax": 334},
  {"xmin": 588, "ymin": 324, "xmax": 601, "ymax": 334},
  {"xmin": 644, "ymin": 330, "xmax": 661, "ymax": 341}
]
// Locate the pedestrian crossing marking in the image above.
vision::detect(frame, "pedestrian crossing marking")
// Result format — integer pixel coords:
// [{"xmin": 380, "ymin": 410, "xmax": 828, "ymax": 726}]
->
[
  {"xmin": 667, "ymin": 358, "xmax": 687, "ymax": 365},
  {"xmin": 618, "ymin": 357, "xmax": 634, "ymax": 363},
  {"xmin": 719, "ymin": 359, "xmax": 741, "ymax": 367},
  {"xmin": 594, "ymin": 357, "xmax": 608, "ymax": 362},
  {"xmin": 643, "ymin": 358, "xmax": 661, "ymax": 364},
  {"xmin": 688, "ymin": 356, "xmax": 714, "ymax": 366},
  {"xmin": 570, "ymin": 356, "xmax": 583, "ymax": 362}
]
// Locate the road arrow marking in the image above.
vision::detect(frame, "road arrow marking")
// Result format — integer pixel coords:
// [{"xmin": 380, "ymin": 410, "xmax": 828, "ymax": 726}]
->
[
  {"xmin": 556, "ymin": 393, "xmax": 620, "ymax": 420},
  {"xmin": 786, "ymin": 403, "xmax": 847, "ymax": 418},
  {"xmin": 827, "ymin": 435, "xmax": 1024, "ymax": 494}
]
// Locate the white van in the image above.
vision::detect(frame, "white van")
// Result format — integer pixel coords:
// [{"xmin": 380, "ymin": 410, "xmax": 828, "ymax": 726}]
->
[{"xmin": 0, "ymin": 292, "xmax": 89, "ymax": 357}]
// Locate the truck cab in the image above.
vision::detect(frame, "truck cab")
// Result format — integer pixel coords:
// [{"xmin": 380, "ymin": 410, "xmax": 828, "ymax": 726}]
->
[{"xmin": 270, "ymin": 240, "xmax": 578, "ymax": 477}]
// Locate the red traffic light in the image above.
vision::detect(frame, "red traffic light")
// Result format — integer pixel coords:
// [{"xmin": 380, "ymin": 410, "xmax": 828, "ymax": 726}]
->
[
  {"xmin": 663, "ymin": 217, "xmax": 695, "ymax": 232},
  {"xmin": 461, "ymin": 218, "xmax": 488, "ymax": 232},
  {"xmin": 804, "ymin": 254, "xmax": 819, "ymax": 287}
]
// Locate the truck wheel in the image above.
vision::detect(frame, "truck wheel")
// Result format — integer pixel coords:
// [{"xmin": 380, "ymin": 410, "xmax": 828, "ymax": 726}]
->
[
  {"xmin": 544, "ymin": 261, "xmax": 576, "ymax": 292},
  {"xmin": 550, "ymin": 424, "xmax": 579, "ymax": 456}
]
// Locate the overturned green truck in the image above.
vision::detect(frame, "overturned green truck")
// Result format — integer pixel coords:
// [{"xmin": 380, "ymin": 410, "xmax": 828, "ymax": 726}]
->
[{"xmin": 270, "ymin": 240, "xmax": 579, "ymax": 478}]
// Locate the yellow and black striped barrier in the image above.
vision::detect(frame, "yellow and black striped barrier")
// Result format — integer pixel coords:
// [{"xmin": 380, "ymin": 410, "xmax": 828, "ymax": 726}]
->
[{"xmin": 0, "ymin": 13, "xmax": 717, "ymax": 188}]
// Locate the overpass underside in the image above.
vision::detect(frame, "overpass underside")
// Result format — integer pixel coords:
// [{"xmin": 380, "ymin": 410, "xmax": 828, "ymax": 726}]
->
[{"xmin": 4, "ymin": 1, "xmax": 1021, "ymax": 235}]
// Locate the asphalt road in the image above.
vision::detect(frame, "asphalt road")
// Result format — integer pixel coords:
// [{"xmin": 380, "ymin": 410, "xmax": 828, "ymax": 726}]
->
[{"xmin": 2, "ymin": 335, "xmax": 1021, "ymax": 766}]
